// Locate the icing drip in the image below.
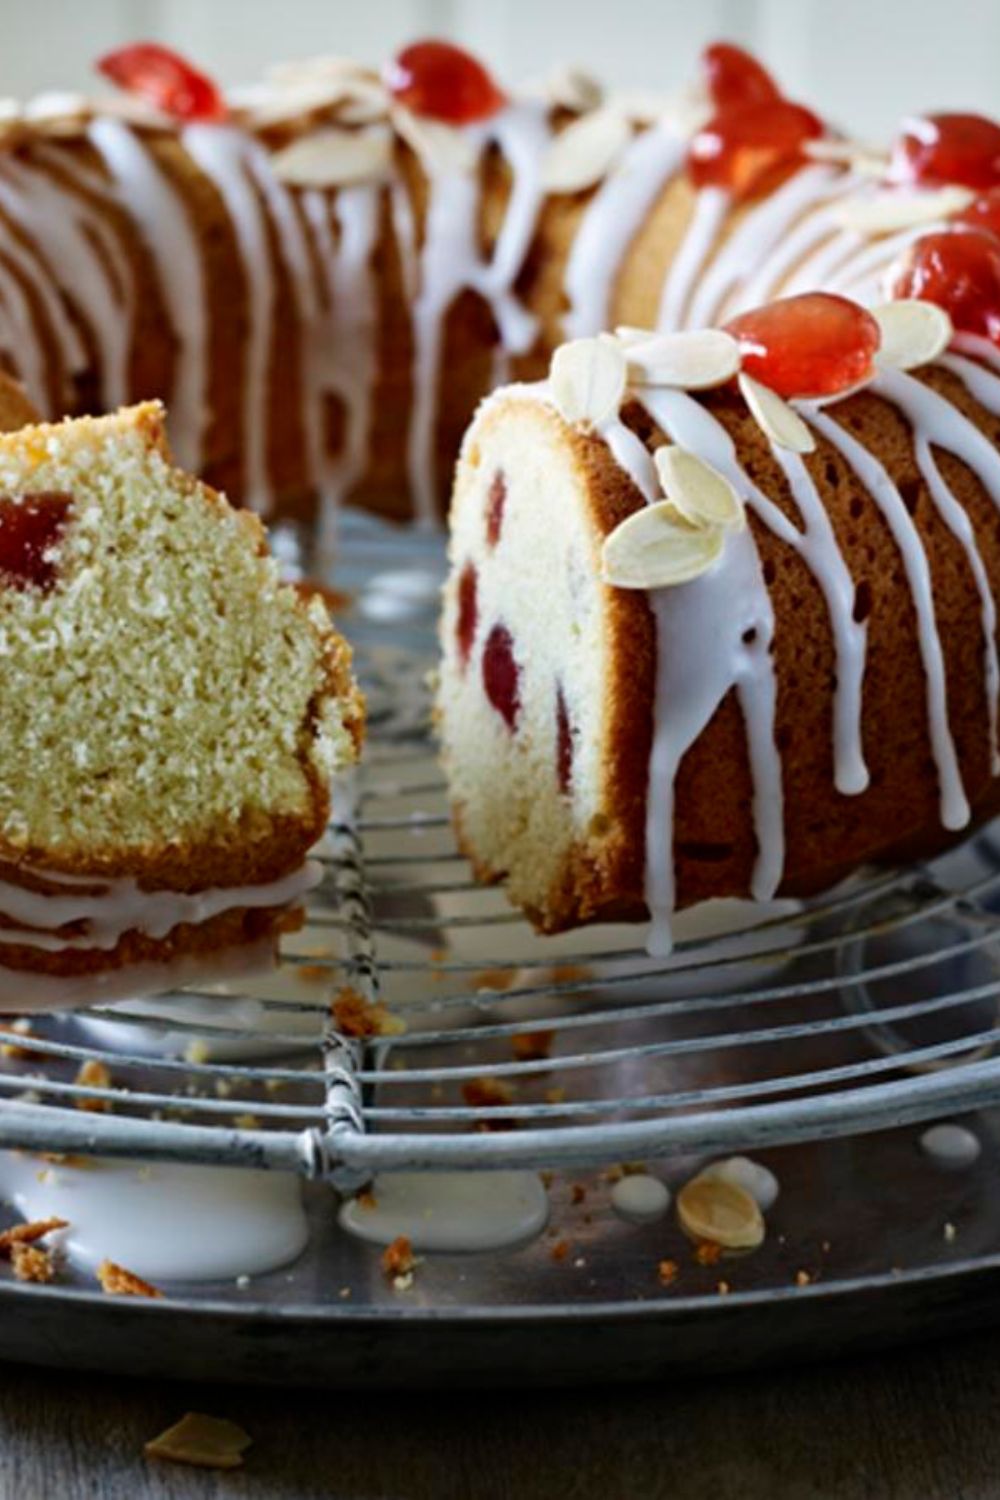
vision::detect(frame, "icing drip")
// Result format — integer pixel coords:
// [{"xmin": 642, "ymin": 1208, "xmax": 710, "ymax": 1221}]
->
[
  {"xmin": 0, "ymin": 156, "xmax": 133, "ymax": 410},
  {"xmin": 683, "ymin": 164, "xmax": 842, "ymax": 329},
  {"xmin": 656, "ymin": 186, "xmax": 728, "ymax": 331},
  {"xmin": 302, "ymin": 183, "xmax": 381, "ymax": 560},
  {"xmin": 0, "ymin": 858, "xmax": 320, "ymax": 952},
  {"xmin": 182, "ymin": 125, "xmax": 275, "ymax": 512},
  {"xmin": 406, "ymin": 100, "xmax": 551, "ymax": 523},
  {"xmin": 563, "ymin": 122, "xmax": 686, "ymax": 338},
  {"xmin": 87, "ymin": 118, "xmax": 207, "ymax": 471},
  {"xmin": 874, "ymin": 366, "xmax": 1000, "ymax": 773},
  {"xmin": 807, "ymin": 406, "xmax": 971, "ymax": 830}
]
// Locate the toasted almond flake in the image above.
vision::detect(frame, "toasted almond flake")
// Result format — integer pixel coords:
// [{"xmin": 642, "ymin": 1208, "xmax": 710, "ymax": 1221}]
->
[
  {"xmin": 550, "ymin": 337, "xmax": 627, "ymax": 427},
  {"xmin": 392, "ymin": 106, "xmax": 477, "ymax": 176},
  {"xmin": 677, "ymin": 1174, "xmax": 765, "ymax": 1251},
  {"xmin": 623, "ymin": 327, "xmax": 741, "ymax": 390},
  {"xmin": 832, "ymin": 184, "xmax": 974, "ymax": 235},
  {"xmin": 544, "ymin": 64, "xmax": 603, "ymax": 114},
  {"xmin": 271, "ymin": 126, "xmax": 392, "ymax": 187},
  {"xmin": 653, "ymin": 445, "xmax": 745, "ymax": 531},
  {"xmin": 873, "ymin": 299, "xmax": 953, "ymax": 370},
  {"xmin": 0, "ymin": 1217, "xmax": 67, "ymax": 1254},
  {"xmin": 601, "ymin": 502, "xmax": 725, "ymax": 589},
  {"xmin": 738, "ymin": 372, "xmax": 815, "ymax": 453},
  {"xmin": 145, "ymin": 1413, "xmax": 252, "ymax": 1471},
  {"xmin": 540, "ymin": 106, "xmax": 631, "ymax": 194},
  {"xmin": 74, "ymin": 1058, "xmax": 113, "ymax": 1113}
]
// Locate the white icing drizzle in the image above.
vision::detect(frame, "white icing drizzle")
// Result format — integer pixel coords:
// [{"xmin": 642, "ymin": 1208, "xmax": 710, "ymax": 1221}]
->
[
  {"xmin": 807, "ymin": 406, "xmax": 971, "ymax": 829},
  {"xmin": 406, "ymin": 100, "xmax": 551, "ymax": 523},
  {"xmin": 683, "ymin": 164, "xmax": 842, "ymax": 329},
  {"xmin": 874, "ymin": 366, "xmax": 1000, "ymax": 773},
  {"xmin": 0, "ymin": 858, "xmax": 320, "ymax": 953},
  {"xmin": 182, "ymin": 125, "xmax": 275, "ymax": 512},
  {"xmin": 656, "ymin": 186, "xmax": 728, "ymax": 331},
  {"xmin": 563, "ymin": 122, "xmax": 686, "ymax": 338},
  {"xmin": 0, "ymin": 155, "xmax": 132, "ymax": 410},
  {"xmin": 87, "ymin": 118, "xmax": 207, "ymax": 471}
]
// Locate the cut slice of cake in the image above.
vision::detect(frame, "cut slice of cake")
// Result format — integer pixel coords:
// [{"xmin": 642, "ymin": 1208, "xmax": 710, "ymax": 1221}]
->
[{"xmin": 0, "ymin": 401, "xmax": 363, "ymax": 1010}]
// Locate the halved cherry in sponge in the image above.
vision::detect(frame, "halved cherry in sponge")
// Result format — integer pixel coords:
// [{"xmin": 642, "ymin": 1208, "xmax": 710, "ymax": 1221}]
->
[
  {"xmin": 724, "ymin": 292, "xmax": 881, "ymax": 398},
  {"xmin": 889, "ymin": 229, "xmax": 1000, "ymax": 345},
  {"xmin": 384, "ymin": 39, "xmax": 507, "ymax": 124},
  {"xmin": 456, "ymin": 562, "xmax": 478, "ymax": 667},
  {"xmin": 486, "ymin": 470, "xmax": 507, "ymax": 548},
  {"xmin": 483, "ymin": 623, "xmax": 521, "ymax": 730},
  {"xmin": 0, "ymin": 493, "xmax": 72, "ymax": 592}
]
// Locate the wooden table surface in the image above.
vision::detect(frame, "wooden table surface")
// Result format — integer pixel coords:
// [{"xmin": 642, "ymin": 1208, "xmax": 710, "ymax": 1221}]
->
[{"xmin": 1, "ymin": 1330, "xmax": 996, "ymax": 1499}]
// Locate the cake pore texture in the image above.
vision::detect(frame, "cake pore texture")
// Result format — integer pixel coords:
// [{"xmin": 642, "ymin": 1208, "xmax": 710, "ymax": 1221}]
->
[{"xmin": 0, "ymin": 401, "xmax": 362, "ymax": 892}]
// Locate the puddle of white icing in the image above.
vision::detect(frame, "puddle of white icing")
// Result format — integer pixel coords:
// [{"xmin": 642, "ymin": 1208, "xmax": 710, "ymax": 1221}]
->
[
  {"xmin": 700, "ymin": 1156, "xmax": 780, "ymax": 1212},
  {"xmin": 610, "ymin": 1173, "xmax": 671, "ymax": 1224},
  {"xmin": 0, "ymin": 1153, "xmax": 307, "ymax": 1281},
  {"xmin": 339, "ymin": 1170, "xmax": 549, "ymax": 1252},
  {"xmin": 919, "ymin": 1123, "xmax": 982, "ymax": 1169}
]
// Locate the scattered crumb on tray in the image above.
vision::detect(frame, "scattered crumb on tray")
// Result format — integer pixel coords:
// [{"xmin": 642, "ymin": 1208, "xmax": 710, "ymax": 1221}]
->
[{"xmin": 145, "ymin": 1412, "xmax": 252, "ymax": 1470}]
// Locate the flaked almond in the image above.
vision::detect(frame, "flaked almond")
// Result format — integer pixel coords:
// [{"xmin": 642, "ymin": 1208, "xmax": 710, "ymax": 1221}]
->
[
  {"xmin": 653, "ymin": 445, "xmax": 745, "ymax": 531},
  {"xmin": 738, "ymin": 372, "xmax": 815, "ymax": 453},
  {"xmin": 832, "ymin": 184, "xmax": 974, "ymax": 235},
  {"xmin": 804, "ymin": 137, "xmax": 887, "ymax": 176},
  {"xmin": 540, "ymin": 105, "xmax": 631, "ymax": 194},
  {"xmin": 550, "ymin": 337, "xmax": 627, "ymax": 428},
  {"xmin": 622, "ymin": 327, "xmax": 741, "ymax": 390},
  {"xmin": 145, "ymin": 1413, "xmax": 252, "ymax": 1471},
  {"xmin": 677, "ymin": 1173, "xmax": 765, "ymax": 1251},
  {"xmin": 601, "ymin": 502, "xmax": 724, "ymax": 590},
  {"xmin": 544, "ymin": 64, "xmax": 603, "ymax": 114},
  {"xmin": 271, "ymin": 126, "xmax": 392, "ymax": 187},
  {"xmin": 873, "ymin": 298, "xmax": 953, "ymax": 370},
  {"xmin": 392, "ymin": 106, "xmax": 477, "ymax": 176}
]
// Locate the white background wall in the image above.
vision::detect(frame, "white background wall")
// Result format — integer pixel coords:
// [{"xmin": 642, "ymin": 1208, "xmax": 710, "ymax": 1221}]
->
[{"xmin": 0, "ymin": 0, "xmax": 995, "ymax": 140}]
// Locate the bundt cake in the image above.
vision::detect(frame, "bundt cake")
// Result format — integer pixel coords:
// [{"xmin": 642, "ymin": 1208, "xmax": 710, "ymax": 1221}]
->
[
  {"xmin": 438, "ymin": 295, "xmax": 1000, "ymax": 949},
  {"xmin": 1, "ymin": 38, "xmax": 999, "ymax": 535},
  {"xmin": 0, "ymin": 401, "xmax": 362, "ymax": 1010}
]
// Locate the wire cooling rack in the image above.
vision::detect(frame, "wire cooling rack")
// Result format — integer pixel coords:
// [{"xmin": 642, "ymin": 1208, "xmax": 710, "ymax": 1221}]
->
[{"xmin": 3, "ymin": 511, "xmax": 1000, "ymax": 1189}]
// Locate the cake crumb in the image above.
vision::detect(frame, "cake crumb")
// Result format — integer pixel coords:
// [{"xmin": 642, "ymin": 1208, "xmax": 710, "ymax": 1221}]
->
[
  {"xmin": 355, "ymin": 1188, "xmax": 377, "ymax": 1211},
  {"xmin": 695, "ymin": 1240, "xmax": 723, "ymax": 1267},
  {"xmin": 550, "ymin": 1238, "xmax": 570, "ymax": 1263},
  {"xmin": 944, "ymin": 1221, "xmax": 957, "ymax": 1242},
  {"xmin": 332, "ymin": 986, "xmax": 406, "ymax": 1038},
  {"xmin": 795, "ymin": 1269, "xmax": 812, "ymax": 1287},
  {"xmin": 0, "ymin": 1216, "xmax": 67, "ymax": 1255},
  {"xmin": 11, "ymin": 1242, "xmax": 54, "ymax": 1283},
  {"xmin": 657, "ymin": 1259, "xmax": 679, "ymax": 1287},
  {"xmin": 717, "ymin": 1280, "xmax": 731, "ymax": 1296},
  {"xmin": 0, "ymin": 1019, "xmax": 40, "ymax": 1059},
  {"xmin": 97, "ymin": 1259, "xmax": 164, "ymax": 1299},
  {"xmin": 145, "ymin": 1413, "xmax": 251, "ymax": 1471},
  {"xmin": 74, "ymin": 1058, "xmax": 112, "ymax": 1112},
  {"xmin": 381, "ymin": 1235, "xmax": 416, "ymax": 1283},
  {"xmin": 473, "ymin": 968, "xmax": 515, "ymax": 993},
  {"xmin": 570, "ymin": 1184, "xmax": 587, "ymax": 1206},
  {"xmin": 511, "ymin": 1029, "xmax": 554, "ymax": 1063},
  {"xmin": 462, "ymin": 1076, "xmax": 515, "ymax": 1130}
]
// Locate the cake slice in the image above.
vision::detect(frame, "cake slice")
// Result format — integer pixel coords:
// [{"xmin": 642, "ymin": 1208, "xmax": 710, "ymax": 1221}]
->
[{"xmin": 0, "ymin": 401, "xmax": 363, "ymax": 1010}]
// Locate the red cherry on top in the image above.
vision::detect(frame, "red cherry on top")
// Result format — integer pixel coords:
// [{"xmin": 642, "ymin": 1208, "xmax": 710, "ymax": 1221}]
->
[
  {"xmin": 688, "ymin": 99, "xmax": 823, "ymax": 201},
  {"xmin": 889, "ymin": 229, "xmax": 1000, "ymax": 345},
  {"xmin": 955, "ymin": 186, "xmax": 1000, "ymax": 240},
  {"xmin": 384, "ymin": 39, "xmax": 507, "ymax": 124},
  {"xmin": 887, "ymin": 112, "xmax": 1000, "ymax": 191},
  {"xmin": 702, "ymin": 42, "xmax": 781, "ymax": 113},
  {"xmin": 97, "ymin": 42, "xmax": 226, "ymax": 122},
  {"xmin": 725, "ymin": 292, "xmax": 882, "ymax": 399}
]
